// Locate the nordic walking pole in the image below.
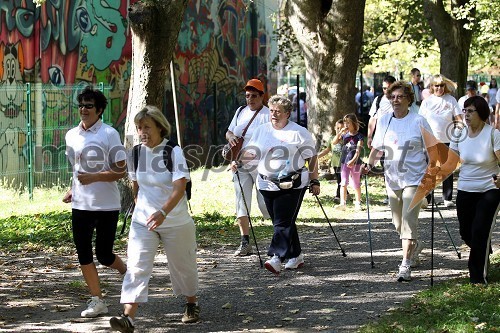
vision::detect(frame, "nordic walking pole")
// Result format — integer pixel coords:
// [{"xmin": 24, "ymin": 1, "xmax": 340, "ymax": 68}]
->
[
  {"xmin": 430, "ymin": 191, "xmax": 435, "ymax": 287},
  {"xmin": 314, "ymin": 193, "xmax": 346, "ymax": 257},
  {"xmin": 235, "ymin": 170, "xmax": 263, "ymax": 268},
  {"xmin": 364, "ymin": 175, "xmax": 375, "ymax": 268},
  {"xmin": 432, "ymin": 200, "xmax": 461, "ymax": 259}
]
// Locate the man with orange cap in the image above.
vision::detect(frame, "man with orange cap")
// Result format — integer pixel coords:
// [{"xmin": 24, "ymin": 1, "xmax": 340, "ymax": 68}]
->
[{"xmin": 225, "ymin": 79, "xmax": 271, "ymax": 256}]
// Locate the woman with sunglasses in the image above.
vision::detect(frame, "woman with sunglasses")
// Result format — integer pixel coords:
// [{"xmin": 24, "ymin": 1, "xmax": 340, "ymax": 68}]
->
[
  {"xmin": 418, "ymin": 74, "xmax": 462, "ymax": 208},
  {"xmin": 434, "ymin": 96, "xmax": 500, "ymax": 284},
  {"xmin": 363, "ymin": 81, "xmax": 438, "ymax": 282}
]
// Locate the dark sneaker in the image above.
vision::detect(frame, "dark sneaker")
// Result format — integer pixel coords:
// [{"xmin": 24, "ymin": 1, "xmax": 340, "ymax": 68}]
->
[
  {"xmin": 110, "ymin": 314, "xmax": 134, "ymax": 333},
  {"xmin": 182, "ymin": 303, "xmax": 200, "ymax": 323},
  {"xmin": 234, "ymin": 242, "xmax": 252, "ymax": 256}
]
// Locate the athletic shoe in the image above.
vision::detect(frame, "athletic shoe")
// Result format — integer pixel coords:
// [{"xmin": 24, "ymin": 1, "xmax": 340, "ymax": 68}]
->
[
  {"xmin": 335, "ymin": 203, "xmax": 347, "ymax": 211},
  {"xmin": 354, "ymin": 202, "xmax": 362, "ymax": 211},
  {"xmin": 234, "ymin": 241, "xmax": 252, "ymax": 256},
  {"xmin": 411, "ymin": 240, "xmax": 424, "ymax": 268},
  {"xmin": 81, "ymin": 296, "xmax": 108, "ymax": 318},
  {"xmin": 182, "ymin": 303, "xmax": 200, "ymax": 323},
  {"xmin": 110, "ymin": 314, "xmax": 135, "ymax": 332},
  {"xmin": 397, "ymin": 265, "xmax": 411, "ymax": 282},
  {"xmin": 264, "ymin": 254, "xmax": 281, "ymax": 275},
  {"xmin": 285, "ymin": 253, "xmax": 304, "ymax": 270},
  {"xmin": 382, "ymin": 197, "xmax": 389, "ymax": 205},
  {"xmin": 443, "ymin": 200, "xmax": 454, "ymax": 207}
]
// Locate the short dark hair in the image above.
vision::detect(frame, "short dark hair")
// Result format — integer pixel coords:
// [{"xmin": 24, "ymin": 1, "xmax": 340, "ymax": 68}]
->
[
  {"xmin": 77, "ymin": 86, "xmax": 108, "ymax": 118},
  {"xmin": 383, "ymin": 75, "xmax": 396, "ymax": 84},
  {"xmin": 410, "ymin": 68, "xmax": 420, "ymax": 75},
  {"xmin": 464, "ymin": 96, "xmax": 490, "ymax": 121}
]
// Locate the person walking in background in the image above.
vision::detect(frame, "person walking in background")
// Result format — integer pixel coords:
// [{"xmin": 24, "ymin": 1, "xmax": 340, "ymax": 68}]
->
[
  {"xmin": 109, "ymin": 106, "xmax": 199, "ymax": 332},
  {"xmin": 225, "ymin": 79, "xmax": 271, "ymax": 257},
  {"xmin": 63, "ymin": 86, "xmax": 127, "ymax": 318},
  {"xmin": 239, "ymin": 95, "xmax": 320, "ymax": 275},
  {"xmin": 435, "ymin": 96, "xmax": 500, "ymax": 285},
  {"xmin": 458, "ymin": 80, "xmax": 478, "ymax": 110},
  {"xmin": 332, "ymin": 114, "xmax": 364, "ymax": 211},
  {"xmin": 487, "ymin": 78, "xmax": 498, "ymax": 111},
  {"xmin": 409, "ymin": 68, "xmax": 423, "ymax": 113},
  {"xmin": 363, "ymin": 81, "xmax": 438, "ymax": 282},
  {"xmin": 318, "ymin": 119, "xmax": 346, "ymax": 202},
  {"xmin": 367, "ymin": 75, "xmax": 397, "ymax": 148},
  {"xmin": 419, "ymin": 74, "xmax": 461, "ymax": 208}
]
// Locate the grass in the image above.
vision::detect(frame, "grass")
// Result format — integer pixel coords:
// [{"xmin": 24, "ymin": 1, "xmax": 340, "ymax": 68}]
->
[{"xmin": 1, "ymin": 166, "xmax": 498, "ymax": 332}]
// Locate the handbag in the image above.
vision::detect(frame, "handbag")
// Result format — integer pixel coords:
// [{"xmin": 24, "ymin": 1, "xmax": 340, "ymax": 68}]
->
[{"xmin": 222, "ymin": 106, "xmax": 262, "ymax": 162}]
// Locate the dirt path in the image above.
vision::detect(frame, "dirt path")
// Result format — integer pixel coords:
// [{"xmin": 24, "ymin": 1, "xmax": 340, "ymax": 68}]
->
[{"xmin": 1, "ymin": 203, "xmax": 497, "ymax": 332}]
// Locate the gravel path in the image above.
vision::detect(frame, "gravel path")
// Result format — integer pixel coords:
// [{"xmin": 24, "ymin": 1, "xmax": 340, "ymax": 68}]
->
[{"xmin": 1, "ymin": 201, "xmax": 498, "ymax": 333}]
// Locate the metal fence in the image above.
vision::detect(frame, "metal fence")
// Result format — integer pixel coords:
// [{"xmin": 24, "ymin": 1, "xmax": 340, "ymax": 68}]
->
[{"xmin": 0, "ymin": 83, "xmax": 112, "ymax": 199}]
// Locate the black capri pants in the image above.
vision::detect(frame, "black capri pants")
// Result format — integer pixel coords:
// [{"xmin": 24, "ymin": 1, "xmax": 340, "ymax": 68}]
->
[
  {"xmin": 456, "ymin": 189, "xmax": 500, "ymax": 284},
  {"xmin": 72, "ymin": 209, "xmax": 120, "ymax": 266}
]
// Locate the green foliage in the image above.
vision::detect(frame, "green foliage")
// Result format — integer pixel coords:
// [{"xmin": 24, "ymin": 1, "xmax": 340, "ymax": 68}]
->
[
  {"xmin": 269, "ymin": 14, "xmax": 305, "ymax": 73},
  {"xmin": 359, "ymin": 254, "xmax": 500, "ymax": 332}
]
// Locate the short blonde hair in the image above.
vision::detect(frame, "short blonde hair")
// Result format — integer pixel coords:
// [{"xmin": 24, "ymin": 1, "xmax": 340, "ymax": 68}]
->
[
  {"xmin": 134, "ymin": 105, "xmax": 171, "ymax": 138},
  {"xmin": 429, "ymin": 74, "xmax": 457, "ymax": 95}
]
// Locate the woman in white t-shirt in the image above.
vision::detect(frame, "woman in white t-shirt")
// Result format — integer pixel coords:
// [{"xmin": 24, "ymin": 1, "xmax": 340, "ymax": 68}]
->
[
  {"xmin": 364, "ymin": 81, "xmax": 438, "ymax": 283},
  {"xmin": 435, "ymin": 96, "xmax": 500, "ymax": 285},
  {"xmin": 419, "ymin": 74, "xmax": 462, "ymax": 208},
  {"xmin": 109, "ymin": 106, "xmax": 199, "ymax": 332},
  {"xmin": 241, "ymin": 95, "xmax": 320, "ymax": 275}
]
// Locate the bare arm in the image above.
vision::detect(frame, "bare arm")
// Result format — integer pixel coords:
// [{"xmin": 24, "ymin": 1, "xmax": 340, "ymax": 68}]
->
[
  {"xmin": 367, "ymin": 117, "xmax": 377, "ymax": 148},
  {"xmin": 307, "ymin": 155, "xmax": 320, "ymax": 195}
]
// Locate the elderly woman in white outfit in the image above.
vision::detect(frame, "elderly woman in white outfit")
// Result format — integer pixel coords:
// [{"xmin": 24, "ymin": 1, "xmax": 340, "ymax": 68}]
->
[
  {"xmin": 364, "ymin": 81, "xmax": 438, "ymax": 282},
  {"xmin": 109, "ymin": 106, "xmax": 199, "ymax": 332},
  {"xmin": 419, "ymin": 74, "xmax": 462, "ymax": 208}
]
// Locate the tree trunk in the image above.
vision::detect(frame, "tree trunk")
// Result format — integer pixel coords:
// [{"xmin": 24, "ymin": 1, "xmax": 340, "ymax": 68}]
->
[
  {"xmin": 284, "ymin": 0, "xmax": 365, "ymax": 145},
  {"xmin": 422, "ymin": 0, "xmax": 474, "ymax": 97},
  {"xmin": 120, "ymin": 1, "xmax": 188, "ymax": 211},
  {"xmin": 124, "ymin": 0, "xmax": 189, "ymax": 148}
]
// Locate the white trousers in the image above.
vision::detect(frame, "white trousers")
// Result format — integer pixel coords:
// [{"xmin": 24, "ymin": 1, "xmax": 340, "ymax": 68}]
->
[
  {"xmin": 233, "ymin": 167, "xmax": 270, "ymax": 219},
  {"xmin": 120, "ymin": 221, "xmax": 199, "ymax": 304}
]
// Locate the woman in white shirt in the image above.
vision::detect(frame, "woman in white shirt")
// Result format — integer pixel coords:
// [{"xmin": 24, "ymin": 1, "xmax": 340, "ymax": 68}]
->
[
  {"xmin": 364, "ymin": 81, "xmax": 438, "ymax": 282},
  {"xmin": 435, "ymin": 96, "xmax": 500, "ymax": 285},
  {"xmin": 419, "ymin": 74, "xmax": 462, "ymax": 208},
  {"xmin": 241, "ymin": 95, "xmax": 320, "ymax": 275},
  {"xmin": 109, "ymin": 106, "xmax": 199, "ymax": 332}
]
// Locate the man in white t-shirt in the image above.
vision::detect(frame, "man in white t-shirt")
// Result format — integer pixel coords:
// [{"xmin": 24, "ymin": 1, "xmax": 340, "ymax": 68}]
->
[
  {"xmin": 409, "ymin": 68, "xmax": 423, "ymax": 113},
  {"xmin": 225, "ymin": 79, "xmax": 271, "ymax": 257},
  {"xmin": 64, "ymin": 86, "xmax": 127, "ymax": 318},
  {"xmin": 367, "ymin": 75, "xmax": 396, "ymax": 148},
  {"xmin": 458, "ymin": 80, "xmax": 478, "ymax": 110}
]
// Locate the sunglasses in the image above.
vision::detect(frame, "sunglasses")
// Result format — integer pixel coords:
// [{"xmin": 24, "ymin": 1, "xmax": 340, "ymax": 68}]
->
[
  {"xmin": 390, "ymin": 94, "xmax": 407, "ymax": 100},
  {"xmin": 462, "ymin": 108, "xmax": 476, "ymax": 114},
  {"xmin": 78, "ymin": 103, "xmax": 95, "ymax": 109},
  {"xmin": 245, "ymin": 94, "xmax": 260, "ymax": 99},
  {"xmin": 434, "ymin": 84, "xmax": 445, "ymax": 88}
]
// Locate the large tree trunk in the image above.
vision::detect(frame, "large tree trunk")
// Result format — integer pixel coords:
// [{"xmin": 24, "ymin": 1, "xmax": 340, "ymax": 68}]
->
[
  {"xmin": 124, "ymin": 0, "xmax": 189, "ymax": 148},
  {"xmin": 422, "ymin": 0, "xmax": 474, "ymax": 97},
  {"xmin": 284, "ymin": 0, "xmax": 365, "ymax": 145},
  {"xmin": 120, "ymin": 1, "xmax": 188, "ymax": 211}
]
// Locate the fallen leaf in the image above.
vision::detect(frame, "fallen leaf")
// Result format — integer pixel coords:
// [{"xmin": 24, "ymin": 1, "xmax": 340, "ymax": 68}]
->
[{"xmin": 222, "ymin": 302, "xmax": 232, "ymax": 309}]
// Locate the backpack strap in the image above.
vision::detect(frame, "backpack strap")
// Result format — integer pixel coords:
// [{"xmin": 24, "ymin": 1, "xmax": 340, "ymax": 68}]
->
[
  {"xmin": 234, "ymin": 105, "xmax": 245, "ymax": 126},
  {"xmin": 132, "ymin": 144, "xmax": 141, "ymax": 172},
  {"xmin": 375, "ymin": 94, "xmax": 383, "ymax": 113},
  {"xmin": 163, "ymin": 140, "xmax": 178, "ymax": 173}
]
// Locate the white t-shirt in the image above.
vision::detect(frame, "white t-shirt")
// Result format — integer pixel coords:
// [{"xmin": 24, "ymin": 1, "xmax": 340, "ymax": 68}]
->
[
  {"xmin": 372, "ymin": 112, "xmax": 435, "ymax": 191},
  {"xmin": 457, "ymin": 95, "xmax": 468, "ymax": 110},
  {"xmin": 246, "ymin": 122, "xmax": 316, "ymax": 191},
  {"xmin": 368, "ymin": 95, "xmax": 392, "ymax": 119},
  {"xmin": 419, "ymin": 94, "xmax": 462, "ymax": 143},
  {"xmin": 129, "ymin": 139, "xmax": 192, "ymax": 228},
  {"xmin": 65, "ymin": 120, "xmax": 126, "ymax": 211},
  {"xmin": 450, "ymin": 124, "xmax": 500, "ymax": 192},
  {"xmin": 228, "ymin": 105, "xmax": 270, "ymax": 148}
]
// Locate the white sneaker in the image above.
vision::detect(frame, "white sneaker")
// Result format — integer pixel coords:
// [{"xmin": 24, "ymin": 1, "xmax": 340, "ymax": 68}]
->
[
  {"xmin": 354, "ymin": 202, "xmax": 362, "ymax": 211},
  {"xmin": 443, "ymin": 200, "xmax": 454, "ymax": 207},
  {"xmin": 285, "ymin": 253, "xmax": 304, "ymax": 270},
  {"xmin": 81, "ymin": 296, "xmax": 108, "ymax": 318},
  {"xmin": 264, "ymin": 254, "xmax": 281, "ymax": 275},
  {"xmin": 397, "ymin": 265, "xmax": 411, "ymax": 282},
  {"xmin": 335, "ymin": 203, "xmax": 347, "ymax": 211},
  {"xmin": 410, "ymin": 241, "xmax": 424, "ymax": 267}
]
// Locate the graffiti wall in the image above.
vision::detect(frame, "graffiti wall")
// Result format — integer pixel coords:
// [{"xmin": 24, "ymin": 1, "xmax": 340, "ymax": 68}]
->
[{"xmin": 0, "ymin": 0, "xmax": 275, "ymax": 180}]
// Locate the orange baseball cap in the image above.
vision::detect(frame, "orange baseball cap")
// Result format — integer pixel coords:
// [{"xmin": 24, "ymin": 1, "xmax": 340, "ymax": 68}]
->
[{"xmin": 244, "ymin": 79, "xmax": 264, "ymax": 93}]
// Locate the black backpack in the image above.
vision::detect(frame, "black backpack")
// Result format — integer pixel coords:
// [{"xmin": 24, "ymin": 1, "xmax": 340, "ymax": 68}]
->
[
  {"xmin": 121, "ymin": 140, "xmax": 192, "ymax": 235},
  {"xmin": 132, "ymin": 141, "xmax": 192, "ymax": 200}
]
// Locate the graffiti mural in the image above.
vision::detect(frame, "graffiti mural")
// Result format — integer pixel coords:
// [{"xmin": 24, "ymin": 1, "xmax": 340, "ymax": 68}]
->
[{"xmin": 0, "ymin": 0, "xmax": 274, "ymax": 181}]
